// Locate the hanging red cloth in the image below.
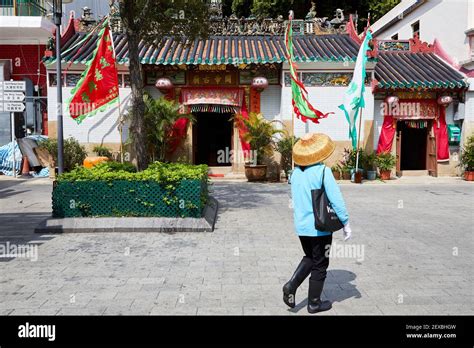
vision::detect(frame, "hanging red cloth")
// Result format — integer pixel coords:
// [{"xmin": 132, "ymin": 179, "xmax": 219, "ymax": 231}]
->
[
  {"xmin": 238, "ymin": 97, "xmax": 251, "ymax": 155},
  {"xmin": 435, "ymin": 106, "xmax": 449, "ymax": 162},
  {"xmin": 376, "ymin": 115, "xmax": 396, "ymax": 154},
  {"xmin": 167, "ymin": 92, "xmax": 189, "ymax": 154}
]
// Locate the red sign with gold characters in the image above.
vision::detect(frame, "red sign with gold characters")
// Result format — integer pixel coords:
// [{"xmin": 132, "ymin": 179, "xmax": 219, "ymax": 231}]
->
[
  {"xmin": 68, "ymin": 21, "xmax": 119, "ymax": 124},
  {"xmin": 188, "ymin": 71, "xmax": 237, "ymax": 86}
]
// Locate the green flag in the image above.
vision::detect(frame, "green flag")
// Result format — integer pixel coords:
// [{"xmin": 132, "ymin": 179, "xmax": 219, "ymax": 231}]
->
[{"xmin": 338, "ymin": 30, "xmax": 373, "ymax": 148}]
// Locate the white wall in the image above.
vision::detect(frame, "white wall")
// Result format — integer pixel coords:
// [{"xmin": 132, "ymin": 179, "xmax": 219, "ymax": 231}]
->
[
  {"xmin": 47, "ymin": 85, "xmax": 131, "ymax": 144},
  {"xmin": 280, "ymin": 64, "xmax": 375, "ymax": 144},
  {"xmin": 374, "ymin": 0, "xmax": 471, "ymax": 62}
]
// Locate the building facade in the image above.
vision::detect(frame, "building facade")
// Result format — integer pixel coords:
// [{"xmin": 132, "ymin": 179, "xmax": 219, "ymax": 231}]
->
[
  {"xmin": 0, "ymin": 0, "xmax": 53, "ymax": 146},
  {"xmin": 44, "ymin": 4, "xmax": 468, "ymax": 178}
]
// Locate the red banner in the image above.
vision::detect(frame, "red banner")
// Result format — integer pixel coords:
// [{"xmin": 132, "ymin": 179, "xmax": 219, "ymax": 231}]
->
[{"xmin": 68, "ymin": 23, "xmax": 119, "ymax": 124}]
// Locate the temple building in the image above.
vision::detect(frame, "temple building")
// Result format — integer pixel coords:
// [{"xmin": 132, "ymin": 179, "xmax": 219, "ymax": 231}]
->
[{"xmin": 43, "ymin": 2, "xmax": 469, "ymax": 178}]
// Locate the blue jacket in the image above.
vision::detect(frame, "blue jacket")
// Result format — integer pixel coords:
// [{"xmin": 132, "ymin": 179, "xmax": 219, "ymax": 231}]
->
[{"xmin": 291, "ymin": 164, "xmax": 349, "ymax": 237}]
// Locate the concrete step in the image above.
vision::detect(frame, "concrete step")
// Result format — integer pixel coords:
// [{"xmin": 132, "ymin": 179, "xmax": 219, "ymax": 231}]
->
[{"xmin": 400, "ymin": 170, "xmax": 429, "ymax": 176}]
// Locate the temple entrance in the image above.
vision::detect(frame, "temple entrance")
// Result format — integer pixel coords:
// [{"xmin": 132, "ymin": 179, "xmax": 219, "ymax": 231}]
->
[
  {"xmin": 193, "ymin": 112, "xmax": 233, "ymax": 166},
  {"xmin": 396, "ymin": 119, "xmax": 437, "ymax": 176},
  {"xmin": 398, "ymin": 120, "xmax": 428, "ymax": 170}
]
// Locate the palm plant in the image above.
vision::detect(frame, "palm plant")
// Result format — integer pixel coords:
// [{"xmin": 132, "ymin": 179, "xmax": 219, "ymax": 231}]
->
[
  {"xmin": 127, "ymin": 95, "xmax": 194, "ymax": 163},
  {"xmin": 234, "ymin": 112, "xmax": 283, "ymax": 165},
  {"xmin": 276, "ymin": 133, "xmax": 299, "ymax": 177}
]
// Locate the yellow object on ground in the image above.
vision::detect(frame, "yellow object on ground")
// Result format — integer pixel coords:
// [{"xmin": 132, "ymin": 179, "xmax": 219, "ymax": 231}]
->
[{"xmin": 83, "ymin": 156, "xmax": 109, "ymax": 169}]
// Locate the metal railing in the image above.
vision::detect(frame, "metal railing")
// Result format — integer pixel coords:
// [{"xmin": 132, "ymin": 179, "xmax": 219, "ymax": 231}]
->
[{"xmin": 0, "ymin": 0, "xmax": 47, "ymax": 17}]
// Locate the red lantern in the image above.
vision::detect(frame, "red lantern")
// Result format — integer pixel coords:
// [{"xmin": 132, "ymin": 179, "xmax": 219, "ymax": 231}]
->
[
  {"xmin": 251, "ymin": 77, "xmax": 268, "ymax": 92},
  {"xmin": 437, "ymin": 95, "xmax": 452, "ymax": 106},
  {"xmin": 155, "ymin": 77, "xmax": 174, "ymax": 94}
]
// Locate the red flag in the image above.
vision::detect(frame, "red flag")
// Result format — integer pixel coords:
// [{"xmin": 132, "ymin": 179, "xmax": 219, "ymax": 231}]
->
[{"xmin": 68, "ymin": 21, "xmax": 119, "ymax": 124}]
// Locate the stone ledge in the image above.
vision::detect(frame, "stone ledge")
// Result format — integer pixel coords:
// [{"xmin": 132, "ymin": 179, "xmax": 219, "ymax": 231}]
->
[{"xmin": 34, "ymin": 197, "xmax": 218, "ymax": 233}]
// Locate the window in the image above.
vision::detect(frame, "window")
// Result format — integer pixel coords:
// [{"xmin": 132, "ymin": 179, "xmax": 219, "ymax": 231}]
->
[
  {"xmin": 391, "ymin": 34, "xmax": 399, "ymax": 40},
  {"xmin": 65, "ymin": 74, "xmax": 81, "ymax": 87},
  {"xmin": 411, "ymin": 21, "xmax": 420, "ymax": 38}
]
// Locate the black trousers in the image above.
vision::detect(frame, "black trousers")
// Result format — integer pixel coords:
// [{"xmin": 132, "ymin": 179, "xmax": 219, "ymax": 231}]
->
[{"xmin": 299, "ymin": 235, "xmax": 333, "ymax": 281}]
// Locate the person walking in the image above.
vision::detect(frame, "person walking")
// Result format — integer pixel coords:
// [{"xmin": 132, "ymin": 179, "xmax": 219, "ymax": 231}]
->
[{"xmin": 283, "ymin": 133, "xmax": 352, "ymax": 313}]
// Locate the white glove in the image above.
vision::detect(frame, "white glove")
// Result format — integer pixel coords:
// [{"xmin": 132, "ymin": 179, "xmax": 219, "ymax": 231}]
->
[{"xmin": 343, "ymin": 223, "xmax": 352, "ymax": 241}]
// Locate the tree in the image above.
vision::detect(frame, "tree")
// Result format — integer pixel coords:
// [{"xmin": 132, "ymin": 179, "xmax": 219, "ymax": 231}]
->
[
  {"xmin": 118, "ymin": 0, "xmax": 210, "ymax": 170},
  {"xmin": 251, "ymin": 0, "xmax": 293, "ymax": 18},
  {"xmin": 367, "ymin": 0, "xmax": 401, "ymax": 21}
]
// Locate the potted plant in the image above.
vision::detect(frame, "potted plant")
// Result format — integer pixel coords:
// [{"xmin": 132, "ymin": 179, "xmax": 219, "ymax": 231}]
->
[
  {"xmin": 375, "ymin": 151, "xmax": 396, "ymax": 180},
  {"xmin": 458, "ymin": 133, "xmax": 474, "ymax": 181},
  {"xmin": 365, "ymin": 151, "xmax": 377, "ymax": 180},
  {"xmin": 331, "ymin": 164, "xmax": 342, "ymax": 180},
  {"xmin": 276, "ymin": 133, "xmax": 299, "ymax": 182},
  {"xmin": 235, "ymin": 112, "xmax": 282, "ymax": 182},
  {"xmin": 341, "ymin": 165, "xmax": 352, "ymax": 180}
]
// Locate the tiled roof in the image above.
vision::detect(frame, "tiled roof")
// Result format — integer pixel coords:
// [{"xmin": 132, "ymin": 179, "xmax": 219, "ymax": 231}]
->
[
  {"xmin": 45, "ymin": 33, "xmax": 361, "ymax": 65},
  {"xmin": 375, "ymin": 52, "xmax": 467, "ymax": 89}
]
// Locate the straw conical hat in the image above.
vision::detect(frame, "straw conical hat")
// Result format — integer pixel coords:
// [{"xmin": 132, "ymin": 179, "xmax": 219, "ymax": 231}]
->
[{"xmin": 292, "ymin": 133, "xmax": 335, "ymax": 166}]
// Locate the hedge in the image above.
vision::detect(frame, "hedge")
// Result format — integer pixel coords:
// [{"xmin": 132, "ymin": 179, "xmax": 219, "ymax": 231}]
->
[{"xmin": 52, "ymin": 162, "xmax": 209, "ymax": 218}]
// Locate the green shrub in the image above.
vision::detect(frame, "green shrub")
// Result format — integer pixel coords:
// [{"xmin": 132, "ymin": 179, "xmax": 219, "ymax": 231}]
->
[
  {"xmin": 54, "ymin": 161, "xmax": 209, "ymax": 218},
  {"xmin": 276, "ymin": 134, "xmax": 298, "ymax": 177},
  {"xmin": 365, "ymin": 151, "xmax": 377, "ymax": 171},
  {"xmin": 93, "ymin": 145, "xmax": 113, "ymax": 158},
  {"xmin": 38, "ymin": 137, "xmax": 87, "ymax": 172},
  {"xmin": 459, "ymin": 133, "xmax": 474, "ymax": 171},
  {"xmin": 58, "ymin": 161, "xmax": 208, "ymax": 183},
  {"xmin": 375, "ymin": 152, "xmax": 396, "ymax": 171}
]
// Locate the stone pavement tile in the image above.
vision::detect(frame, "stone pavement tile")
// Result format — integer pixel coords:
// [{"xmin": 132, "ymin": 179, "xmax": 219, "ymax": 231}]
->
[
  {"xmin": 57, "ymin": 307, "xmax": 107, "ymax": 315},
  {"xmin": 114, "ymin": 290, "xmax": 158, "ymax": 301},
  {"xmin": 243, "ymin": 307, "xmax": 293, "ymax": 315},
  {"xmin": 126, "ymin": 277, "xmax": 165, "ymax": 285},
  {"xmin": 10, "ymin": 307, "xmax": 61, "ymax": 315},
  {"xmin": 332, "ymin": 304, "xmax": 383, "ymax": 315},
  {"xmin": 87, "ymin": 299, "xmax": 134, "ymax": 309},
  {"xmin": 376, "ymin": 304, "xmax": 430, "ymax": 315},
  {"xmin": 150, "ymin": 305, "xmax": 198, "ymax": 315},
  {"xmin": 422, "ymin": 305, "xmax": 473, "ymax": 315},
  {"xmin": 197, "ymin": 307, "xmax": 243, "ymax": 315},
  {"xmin": 103, "ymin": 306, "xmax": 153, "ymax": 315},
  {"xmin": 431, "ymin": 295, "xmax": 469, "ymax": 305},
  {"xmin": 1, "ymin": 298, "xmax": 49, "ymax": 309}
]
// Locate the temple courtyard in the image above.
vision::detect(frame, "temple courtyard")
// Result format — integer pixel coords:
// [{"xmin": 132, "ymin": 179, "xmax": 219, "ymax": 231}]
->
[{"xmin": 0, "ymin": 177, "xmax": 472, "ymax": 315}]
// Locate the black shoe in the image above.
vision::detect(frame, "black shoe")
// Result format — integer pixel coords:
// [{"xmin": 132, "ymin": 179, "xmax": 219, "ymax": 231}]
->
[
  {"xmin": 283, "ymin": 257, "xmax": 312, "ymax": 308},
  {"xmin": 307, "ymin": 279, "xmax": 332, "ymax": 314}
]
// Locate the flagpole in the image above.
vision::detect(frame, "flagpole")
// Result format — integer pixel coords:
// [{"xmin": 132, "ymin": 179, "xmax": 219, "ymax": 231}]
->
[
  {"xmin": 107, "ymin": 15, "xmax": 125, "ymax": 164},
  {"xmin": 355, "ymin": 107, "xmax": 363, "ymax": 172}
]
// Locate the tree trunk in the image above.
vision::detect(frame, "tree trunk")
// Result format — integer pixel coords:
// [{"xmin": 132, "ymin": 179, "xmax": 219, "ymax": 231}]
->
[{"xmin": 125, "ymin": 29, "xmax": 148, "ymax": 170}]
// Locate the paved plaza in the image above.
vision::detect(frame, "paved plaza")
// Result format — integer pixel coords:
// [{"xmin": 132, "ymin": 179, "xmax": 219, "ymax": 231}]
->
[{"xmin": 0, "ymin": 177, "xmax": 472, "ymax": 315}]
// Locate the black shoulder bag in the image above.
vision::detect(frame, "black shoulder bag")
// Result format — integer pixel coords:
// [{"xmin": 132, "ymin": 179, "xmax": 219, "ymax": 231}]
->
[{"xmin": 311, "ymin": 166, "xmax": 344, "ymax": 232}]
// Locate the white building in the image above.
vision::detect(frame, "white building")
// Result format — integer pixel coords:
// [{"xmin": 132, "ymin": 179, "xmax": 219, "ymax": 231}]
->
[{"xmin": 44, "ymin": 8, "xmax": 468, "ymax": 177}]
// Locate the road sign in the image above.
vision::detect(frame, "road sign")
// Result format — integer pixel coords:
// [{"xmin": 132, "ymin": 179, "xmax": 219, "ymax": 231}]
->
[
  {"xmin": 2, "ymin": 81, "xmax": 26, "ymax": 91},
  {"xmin": 4, "ymin": 102, "xmax": 26, "ymax": 112},
  {"xmin": 2, "ymin": 92, "xmax": 25, "ymax": 102}
]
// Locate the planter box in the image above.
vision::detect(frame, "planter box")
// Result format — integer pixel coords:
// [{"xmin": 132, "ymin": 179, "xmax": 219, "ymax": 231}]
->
[{"xmin": 52, "ymin": 179, "xmax": 208, "ymax": 218}]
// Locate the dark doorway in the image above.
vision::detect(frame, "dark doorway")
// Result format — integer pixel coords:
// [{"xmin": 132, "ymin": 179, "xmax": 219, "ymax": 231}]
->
[
  {"xmin": 398, "ymin": 121, "xmax": 428, "ymax": 170},
  {"xmin": 193, "ymin": 112, "xmax": 233, "ymax": 166}
]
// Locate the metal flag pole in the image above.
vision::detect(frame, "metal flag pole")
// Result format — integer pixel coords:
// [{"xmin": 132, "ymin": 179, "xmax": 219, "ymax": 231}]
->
[
  {"xmin": 355, "ymin": 107, "xmax": 363, "ymax": 172},
  {"xmin": 107, "ymin": 15, "xmax": 125, "ymax": 164},
  {"xmin": 11, "ymin": 112, "xmax": 16, "ymax": 178}
]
